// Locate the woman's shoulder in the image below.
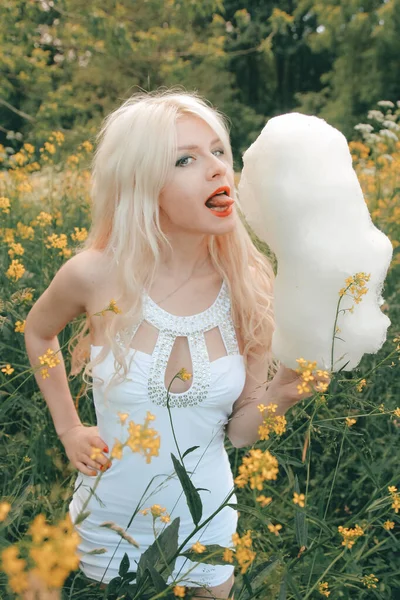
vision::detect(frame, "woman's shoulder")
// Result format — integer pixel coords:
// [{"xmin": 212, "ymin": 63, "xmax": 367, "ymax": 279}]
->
[{"xmin": 58, "ymin": 249, "xmax": 116, "ymax": 304}]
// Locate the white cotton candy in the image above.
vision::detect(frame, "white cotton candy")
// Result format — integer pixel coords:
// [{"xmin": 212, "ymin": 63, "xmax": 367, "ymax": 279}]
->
[{"xmin": 238, "ymin": 113, "xmax": 393, "ymax": 372}]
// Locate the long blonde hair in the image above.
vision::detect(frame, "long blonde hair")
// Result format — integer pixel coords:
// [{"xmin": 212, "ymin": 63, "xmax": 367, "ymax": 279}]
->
[{"xmin": 70, "ymin": 89, "xmax": 277, "ymax": 389}]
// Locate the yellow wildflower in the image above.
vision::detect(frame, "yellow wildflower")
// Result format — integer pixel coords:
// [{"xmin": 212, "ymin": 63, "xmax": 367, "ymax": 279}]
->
[
  {"xmin": 140, "ymin": 508, "xmax": 149, "ymax": 516},
  {"xmin": 338, "ymin": 524, "xmax": 364, "ymax": 549},
  {"xmin": 192, "ymin": 541, "xmax": 206, "ymax": 554},
  {"xmin": 346, "ymin": 417, "xmax": 357, "ymax": 427},
  {"xmin": 232, "ymin": 531, "xmax": 256, "ymax": 574},
  {"xmin": 2, "ymin": 364, "xmax": 14, "ymax": 375},
  {"xmin": 177, "ymin": 367, "xmax": 192, "ymax": 381},
  {"xmin": 293, "ymin": 492, "xmax": 306, "ymax": 508},
  {"xmin": 1, "ymin": 546, "xmax": 28, "ymax": 593},
  {"xmin": 340, "ymin": 272, "xmax": 371, "ymax": 304},
  {"xmin": 150, "ymin": 505, "xmax": 167, "ymax": 518},
  {"xmin": 15, "ymin": 320, "xmax": 26, "ymax": 333},
  {"xmin": 258, "ymin": 403, "xmax": 287, "ymax": 440},
  {"xmin": 1, "ymin": 228, "xmax": 15, "ymax": 243},
  {"xmin": 0, "ymin": 196, "xmax": 11, "ymax": 213},
  {"xmin": 173, "ymin": 585, "xmax": 186, "ymax": 597},
  {"xmin": 52, "ymin": 131, "xmax": 65, "ymax": 145},
  {"xmin": 356, "ymin": 379, "xmax": 366, "ymax": 392},
  {"xmin": 23, "ymin": 143, "xmax": 35, "ymax": 154},
  {"xmin": 90, "ymin": 447, "xmax": 103, "ymax": 461},
  {"xmin": 71, "ymin": 227, "xmax": 88, "ymax": 242},
  {"xmin": 234, "ymin": 448, "xmax": 279, "ymax": 490},
  {"xmin": 392, "ymin": 494, "xmax": 400, "ymax": 514},
  {"xmin": 318, "ymin": 581, "xmax": 331, "ymax": 597},
  {"xmin": 383, "ymin": 520, "xmax": 395, "ymax": 531},
  {"xmin": 223, "ymin": 548, "xmax": 234, "ymax": 563},
  {"xmin": 160, "ymin": 514, "xmax": 170, "ymax": 523},
  {"xmin": 38, "ymin": 348, "xmax": 61, "ymax": 369},
  {"xmin": 40, "ymin": 368, "xmax": 50, "ymax": 379},
  {"xmin": 0, "ymin": 502, "xmax": 11, "ymax": 521},
  {"xmin": 388, "ymin": 486, "xmax": 398, "ymax": 494},
  {"xmin": 256, "ymin": 495, "xmax": 272, "ymax": 507},
  {"xmin": 126, "ymin": 413, "xmax": 160, "ymax": 463},
  {"xmin": 268, "ymin": 523, "xmax": 282, "ymax": 536},
  {"xmin": 100, "ymin": 299, "xmax": 122, "ymax": 316},
  {"xmin": 361, "ymin": 574, "xmax": 378, "ymax": 589},
  {"xmin": 32, "ymin": 211, "xmax": 52, "ymax": 227},
  {"xmin": 80, "ymin": 140, "xmax": 93, "ymax": 153},
  {"xmin": 16, "ymin": 222, "xmax": 35, "ymax": 241},
  {"xmin": 393, "ymin": 408, "xmax": 400, "ymax": 417},
  {"xmin": 8, "ymin": 242, "xmax": 24, "ymax": 258},
  {"xmin": 6, "ymin": 259, "xmax": 25, "ymax": 281},
  {"xmin": 295, "ymin": 358, "xmax": 330, "ymax": 395},
  {"xmin": 118, "ymin": 412, "xmax": 129, "ymax": 425},
  {"xmin": 111, "ymin": 440, "xmax": 124, "ymax": 460}
]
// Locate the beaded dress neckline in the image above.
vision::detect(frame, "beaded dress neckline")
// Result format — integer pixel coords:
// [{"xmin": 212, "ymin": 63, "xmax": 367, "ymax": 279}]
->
[{"xmin": 114, "ymin": 278, "xmax": 242, "ymax": 408}]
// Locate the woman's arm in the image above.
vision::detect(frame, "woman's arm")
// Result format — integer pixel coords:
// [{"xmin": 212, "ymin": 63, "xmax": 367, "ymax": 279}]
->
[
  {"xmin": 226, "ymin": 355, "xmax": 330, "ymax": 448},
  {"xmin": 24, "ymin": 252, "xmax": 110, "ymax": 476}
]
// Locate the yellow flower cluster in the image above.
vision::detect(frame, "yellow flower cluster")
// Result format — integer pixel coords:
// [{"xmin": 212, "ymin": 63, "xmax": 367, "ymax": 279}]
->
[
  {"xmin": 356, "ymin": 378, "xmax": 367, "ymax": 392},
  {"xmin": 176, "ymin": 367, "xmax": 192, "ymax": 381},
  {"xmin": 111, "ymin": 411, "xmax": 160, "ymax": 464},
  {"xmin": 295, "ymin": 358, "xmax": 330, "ymax": 395},
  {"xmin": 293, "ymin": 492, "xmax": 306, "ymax": 508},
  {"xmin": 268, "ymin": 523, "xmax": 282, "ymax": 536},
  {"xmin": 1, "ymin": 513, "xmax": 80, "ymax": 594},
  {"xmin": 234, "ymin": 448, "xmax": 279, "ymax": 490},
  {"xmin": 256, "ymin": 495, "xmax": 272, "ymax": 507},
  {"xmin": 140, "ymin": 504, "xmax": 170, "ymax": 523},
  {"xmin": 388, "ymin": 486, "xmax": 400, "ymax": 513},
  {"xmin": 16, "ymin": 222, "xmax": 34, "ymax": 239},
  {"xmin": 32, "ymin": 211, "xmax": 52, "ymax": 227},
  {"xmin": 0, "ymin": 501, "xmax": 11, "ymax": 521},
  {"xmin": 173, "ymin": 585, "xmax": 186, "ymax": 597},
  {"xmin": 0, "ymin": 196, "xmax": 11, "ymax": 213},
  {"xmin": 361, "ymin": 574, "xmax": 379, "ymax": 589},
  {"xmin": 231, "ymin": 531, "xmax": 256, "ymax": 574},
  {"xmin": 99, "ymin": 299, "xmax": 123, "ymax": 316},
  {"xmin": 1, "ymin": 364, "xmax": 14, "ymax": 376},
  {"xmin": 45, "ymin": 233, "xmax": 72, "ymax": 258},
  {"xmin": 71, "ymin": 226, "xmax": 88, "ymax": 242},
  {"xmin": 339, "ymin": 272, "xmax": 371, "ymax": 304},
  {"xmin": 8, "ymin": 242, "xmax": 24, "ymax": 258},
  {"xmin": 191, "ymin": 541, "xmax": 206, "ymax": 553},
  {"xmin": 393, "ymin": 407, "xmax": 400, "ymax": 418},
  {"xmin": 6, "ymin": 258, "xmax": 25, "ymax": 281},
  {"xmin": 318, "ymin": 581, "xmax": 331, "ymax": 597},
  {"xmin": 383, "ymin": 520, "xmax": 395, "ymax": 531},
  {"xmin": 257, "ymin": 403, "xmax": 287, "ymax": 440},
  {"xmin": 345, "ymin": 417, "xmax": 357, "ymax": 427},
  {"xmin": 38, "ymin": 348, "xmax": 61, "ymax": 379},
  {"xmin": 15, "ymin": 320, "xmax": 26, "ymax": 333},
  {"xmin": 337, "ymin": 524, "xmax": 364, "ymax": 549}
]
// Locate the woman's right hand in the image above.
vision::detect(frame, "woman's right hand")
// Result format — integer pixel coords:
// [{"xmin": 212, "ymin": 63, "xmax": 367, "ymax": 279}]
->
[{"xmin": 59, "ymin": 425, "xmax": 111, "ymax": 476}]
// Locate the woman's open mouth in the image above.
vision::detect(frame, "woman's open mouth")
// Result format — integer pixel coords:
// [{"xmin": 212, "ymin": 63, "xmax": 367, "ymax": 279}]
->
[{"xmin": 205, "ymin": 186, "xmax": 234, "ymax": 217}]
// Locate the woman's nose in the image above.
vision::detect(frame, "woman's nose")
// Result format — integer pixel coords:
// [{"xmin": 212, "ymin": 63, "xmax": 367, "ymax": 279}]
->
[{"xmin": 207, "ymin": 153, "xmax": 227, "ymax": 179}]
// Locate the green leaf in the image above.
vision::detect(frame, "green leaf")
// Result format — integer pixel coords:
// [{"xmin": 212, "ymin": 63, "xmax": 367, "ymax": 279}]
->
[
  {"xmin": 273, "ymin": 453, "xmax": 305, "ymax": 469},
  {"xmin": 181, "ymin": 544, "xmax": 230, "ymax": 565},
  {"xmin": 278, "ymin": 576, "xmax": 287, "ymax": 600},
  {"xmin": 147, "ymin": 565, "xmax": 169, "ymax": 592},
  {"xmin": 294, "ymin": 476, "xmax": 308, "ymax": 548},
  {"xmin": 171, "ymin": 453, "xmax": 203, "ymax": 526},
  {"xmin": 74, "ymin": 510, "xmax": 91, "ymax": 525},
  {"xmin": 286, "ymin": 571, "xmax": 302, "ymax": 600},
  {"xmin": 137, "ymin": 517, "xmax": 180, "ymax": 584},
  {"xmin": 182, "ymin": 445, "xmax": 200, "ymax": 458},
  {"xmin": 247, "ymin": 558, "xmax": 281, "ymax": 593},
  {"xmin": 119, "ymin": 552, "xmax": 130, "ymax": 577}
]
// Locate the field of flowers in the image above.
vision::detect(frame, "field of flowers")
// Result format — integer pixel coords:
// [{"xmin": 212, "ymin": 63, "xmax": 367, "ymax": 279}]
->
[{"xmin": 0, "ymin": 102, "xmax": 399, "ymax": 600}]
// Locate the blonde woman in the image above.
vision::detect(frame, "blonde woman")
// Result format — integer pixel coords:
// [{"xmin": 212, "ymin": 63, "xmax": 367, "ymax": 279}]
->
[{"xmin": 25, "ymin": 91, "xmax": 329, "ymax": 599}]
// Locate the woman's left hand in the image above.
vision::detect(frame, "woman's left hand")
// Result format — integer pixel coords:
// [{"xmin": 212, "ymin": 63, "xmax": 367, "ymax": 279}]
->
[{"xmin": 268, "ymin": 363, "xmax": 331, "ymax": 408}]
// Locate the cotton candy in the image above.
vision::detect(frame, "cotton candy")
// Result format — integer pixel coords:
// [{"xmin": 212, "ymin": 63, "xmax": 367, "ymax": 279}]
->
[{"xmin": 238, "ymin": 113, "xmax": 393, "ymax": 371}]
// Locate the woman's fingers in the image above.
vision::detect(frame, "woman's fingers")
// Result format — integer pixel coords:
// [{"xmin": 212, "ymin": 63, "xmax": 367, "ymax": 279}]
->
[
  {"xmin": 76, "ymin": 461, "xmax": 98, "ymax": 477},
  {"xmin": 90, "ymin": 436, "xmax": 109, "ymax": 453}
]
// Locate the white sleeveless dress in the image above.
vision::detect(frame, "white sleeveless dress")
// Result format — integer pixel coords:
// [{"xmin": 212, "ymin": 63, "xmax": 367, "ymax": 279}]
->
[{"xmin": 69, "ymin": 279, "xmax": 246, "ymax": 588}]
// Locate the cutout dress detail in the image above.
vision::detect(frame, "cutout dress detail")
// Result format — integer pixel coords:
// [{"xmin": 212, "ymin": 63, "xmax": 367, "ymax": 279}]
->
[{"xmin": 69, "ymin": 279, "xmax": 246, "ymax": 588}]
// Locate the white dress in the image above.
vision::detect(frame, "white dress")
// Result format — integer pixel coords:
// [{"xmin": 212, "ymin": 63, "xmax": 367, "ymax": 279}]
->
[{"xmin": 69, "ymin": 279, "xmax": 246, "ymax": 588}]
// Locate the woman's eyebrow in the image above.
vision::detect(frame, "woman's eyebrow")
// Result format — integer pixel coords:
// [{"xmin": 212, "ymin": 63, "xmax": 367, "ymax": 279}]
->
[{"xmin": 177, "ymin": 137, "xmax": 222, "ymax": 151}]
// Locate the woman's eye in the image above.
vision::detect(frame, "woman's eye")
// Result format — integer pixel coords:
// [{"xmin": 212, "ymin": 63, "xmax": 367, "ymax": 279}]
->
[
  {"xmin": 175, "ymin": 155, "xmax": 195, "ymax": 167},
  {"xmin": 212, "ymin": 149, "xmax": 225, "ymax": 157}
]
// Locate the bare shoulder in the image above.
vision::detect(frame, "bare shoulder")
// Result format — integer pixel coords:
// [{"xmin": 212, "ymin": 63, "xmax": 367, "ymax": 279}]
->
[{"xmin": 25, "ymin": 249, "xmax": 114, "ymax": 338}]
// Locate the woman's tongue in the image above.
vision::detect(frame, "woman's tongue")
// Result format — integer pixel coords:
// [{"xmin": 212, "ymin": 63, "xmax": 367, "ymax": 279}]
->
[{"xmin": 206, "ymin": 194, "xmax": 231, "ymax": 211}]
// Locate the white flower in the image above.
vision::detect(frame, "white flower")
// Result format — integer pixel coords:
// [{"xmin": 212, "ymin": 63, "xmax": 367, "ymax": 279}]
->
[
  {"xmin": 377, "ymin": 100, "xmax": 395, "ymax": 108},
  {"xmin": 368, "ymin": 110, "xmax": 384, "ymax": 122},
  {"xmin": 382, "ymin": 120, "xmax": 400, "ymax": 131},
  {"xmin": 354, "ymin": 123, "xmax": 374, "ymax": 133},
  {"xmin": 379, "ymin": 129, "xmax": 398, "ymax": 141}
]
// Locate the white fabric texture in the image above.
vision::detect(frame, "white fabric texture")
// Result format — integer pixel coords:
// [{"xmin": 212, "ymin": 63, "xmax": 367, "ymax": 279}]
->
[{"xmin": 69, "ymin": 279, "xmax": 246, "ymax": 588}]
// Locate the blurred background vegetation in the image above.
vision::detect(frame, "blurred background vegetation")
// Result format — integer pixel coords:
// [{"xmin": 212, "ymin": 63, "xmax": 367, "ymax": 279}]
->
[{"xmin": 1, "ymin": 0, "xmax": 400, "ymax": 164}]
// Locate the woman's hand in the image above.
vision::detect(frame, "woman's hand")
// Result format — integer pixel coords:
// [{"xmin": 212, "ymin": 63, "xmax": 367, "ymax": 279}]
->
[
  {"xmin": 59, "ymin": 425, "xmax": 111, "ymax": 476},
  {"xmin": 268, "ymin": 363, "xmax": 331, "ymax": 410}
]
